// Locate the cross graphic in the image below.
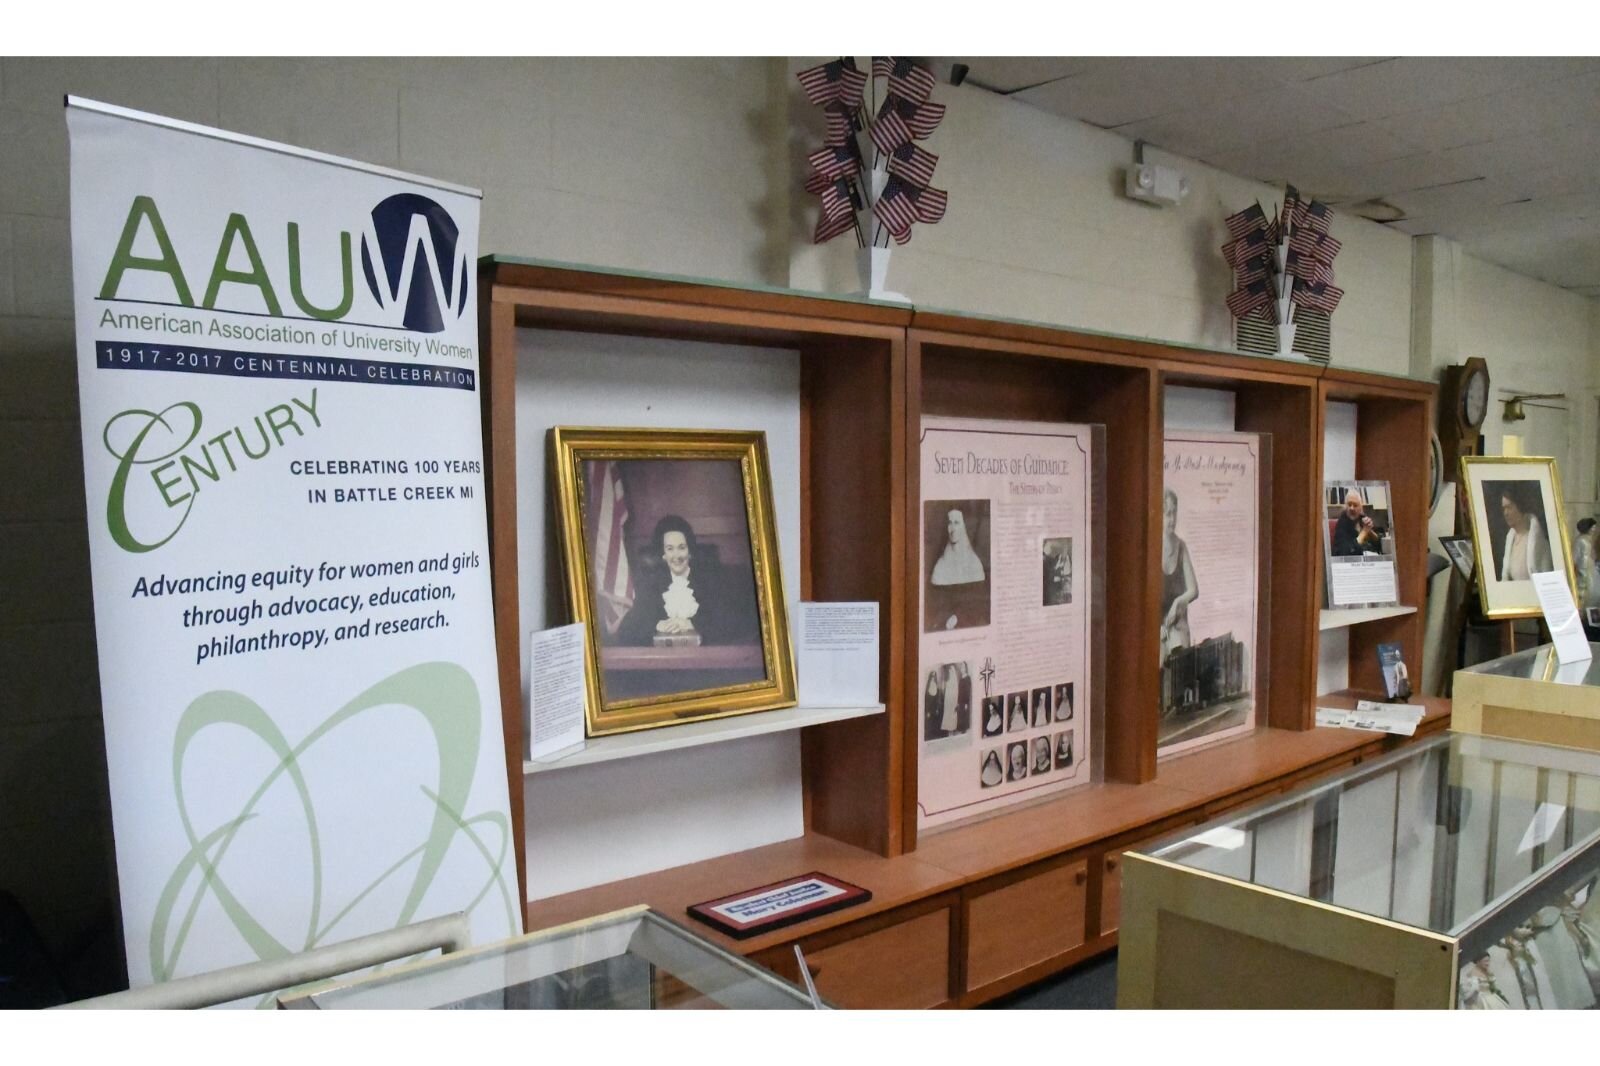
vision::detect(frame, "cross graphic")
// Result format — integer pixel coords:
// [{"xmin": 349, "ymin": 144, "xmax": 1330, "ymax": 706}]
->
[{"xmin": 979, "ymin": 658, "xmax": 996, "ymax": 697}]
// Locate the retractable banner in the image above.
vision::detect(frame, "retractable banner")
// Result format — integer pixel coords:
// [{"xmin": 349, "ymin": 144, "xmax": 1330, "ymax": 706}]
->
[{"xmin": 66, "ymin": 99, "xmax": 518, "ymax": 992}]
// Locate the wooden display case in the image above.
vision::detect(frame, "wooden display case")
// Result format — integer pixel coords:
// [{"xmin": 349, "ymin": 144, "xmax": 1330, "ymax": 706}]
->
[{"xmin": 479, "ymin": 259, "xmax": 1443, "ymax": 1007}]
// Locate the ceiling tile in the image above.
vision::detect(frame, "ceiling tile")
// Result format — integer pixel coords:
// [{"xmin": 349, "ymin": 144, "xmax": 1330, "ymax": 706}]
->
[
  {"xmin": 1374, "ymin": 71, "xmax": 1600, "ymax": 152},
  {"xmin": 1014, "ymin": 58, "xmax": 1288, "ymax": 128},
  {"xmin": 1387, "ymin": 176, "xmax": 1528, "ymax": 217},
  {"xmin": 1384, "ymin": 217, "xmax": 1441, "ymax": 236},
  {"xmin": 1243, "ymin": 58, "xmax": 1394, "ymax": 83},
  {"xmin": 1327, "ymin": 151, "xmax": 1490, "ymax": 198},
  {"xmin": 1301, "ymin": 58, "xmax": 1513, "ymax": 121},
  {"xmin": 1437, "ymin": 121, "xmax": 1600, "ymax": 180},
  {"xmin": 1115, "ymin": 83, "xmax": 1357, "ymax": 158},
  {"xmin": 947, "ymin": 57, "xmax": 1094, "ymax": 93}
]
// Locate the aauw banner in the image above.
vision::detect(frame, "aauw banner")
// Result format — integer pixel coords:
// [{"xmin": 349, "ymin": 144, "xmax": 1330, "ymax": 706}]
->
[{"xmin": 66, "ymin": 98, "xmax": 517, "ymax": 992}]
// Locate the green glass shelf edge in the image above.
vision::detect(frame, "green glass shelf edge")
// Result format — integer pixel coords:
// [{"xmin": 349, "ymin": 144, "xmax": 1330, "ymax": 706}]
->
[
  {"xmin": 481, "ymin": 254, "xmax": 904, "ymax": 311},
  {"xmin": 480, "ymin": 254, "xmax": 1434, "ymax": 387}
]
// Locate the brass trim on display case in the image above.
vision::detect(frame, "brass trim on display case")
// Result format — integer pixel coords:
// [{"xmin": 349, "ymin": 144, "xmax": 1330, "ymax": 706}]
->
[{"xmin": 1117, "ymin": 852, "xmax": 1458, "ymax": 1009}]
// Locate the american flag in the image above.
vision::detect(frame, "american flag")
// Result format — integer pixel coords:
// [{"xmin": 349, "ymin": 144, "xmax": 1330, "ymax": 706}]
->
[
  {"xmin": 807, "ymin": 145, "xmax": 862, "ymax": 181},
  {"xmin": 1291, "ymin": 277, "xmax": 1345, "ymax": 314},
  {"xmin": 1278, "ymin": 185, "xmax": 1300, "ymax": 239},
  {"xmin": 587, "ymin": 461, "xmax": 634, "ymax": 635},
  {"xmin": 815, "ymin": 178, "xmax": 857, "ymax": 221},
  {"xmin": 797, "ymin": 58, "xmax": 867, "ymax": 108},
  {"xmin": 869, "ymin": 107, "xmax": 913, "ymax": 153},
  {"xmin": 1300, "ymin": 199, "xmax": 1333, "ymax": 236},
  {"xmin": 1289, "ymin": 228, "xmax": 1341, "ymax": 264},
  {"xmin": 873, "ymin": 176, "xmax": 920, "ymax": 234},
  {"xmin": 824, "ymin": 104, "xmax": 862, "ymax": 146},
  {"xmin": 887, "ymin": 141, "xmax": 939, "ymax": 185},
  {"xmin": 1234, "ymin": 253, "xmax": 1273, "ymax": 287},
  {"xmin": 1221, "ymin": 229, "xmax": 1269, "ymax": 268},
  {"xmin": 873, "ymin": 56, "xmax": 937, "ymax": 102},
  {"xmin": 1286, "ymin": 249, "xmax": 1334, "ymax": 286},
  {"xmin": 907, "ymin": 182, "xmax": 948, "ymax": 224},
  {"xmin": 1225, "ymin": 279, "xmax": 1273, "ymax": 320},
  {"xmin": 1223, "ymin": 202, "xmax": 1268, "ymax": 241},
  {"xmin": 885, "ymin": 94, "xmax": 945, "ymax": 137},
  {"xmin": 814, "ymin": 206, "xmax": 857, "ymax": 244}
]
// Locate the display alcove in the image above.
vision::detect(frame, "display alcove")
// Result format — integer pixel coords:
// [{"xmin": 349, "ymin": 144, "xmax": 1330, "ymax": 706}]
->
[{"xmin": 479, "ymin": 259, "xmax": 1446, "ymax": 1008}]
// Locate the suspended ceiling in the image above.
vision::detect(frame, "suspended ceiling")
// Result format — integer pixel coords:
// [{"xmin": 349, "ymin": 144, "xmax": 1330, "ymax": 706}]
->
[{"xmin": 939, "ymin": 57, "xmax": 1600, "ymax": 298}]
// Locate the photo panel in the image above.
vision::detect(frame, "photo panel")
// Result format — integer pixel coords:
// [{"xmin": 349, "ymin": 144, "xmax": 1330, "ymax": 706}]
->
[
  {"xmin": 916, "ymin": 417, "xmax": 1100, "ymax": 831},
  {"xmin": 1461, "ymin": 457, "xmax": 1576, "ymax": 619},
  {"xmin": 1322, "ymin": 480, "xmax": 1400, "ymax": 608},
  {"xmin": 551, "ymin": 428, "xmax": 795, "ymax": 736}
]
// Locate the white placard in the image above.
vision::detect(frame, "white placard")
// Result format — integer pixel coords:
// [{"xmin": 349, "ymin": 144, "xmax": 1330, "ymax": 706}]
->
[
  {"xmin": 528, "ymin": 624, "xmax": 587, "ymax": 762},
  {"xmin": 795, "ymin": 602, "xmax": 879, "ymax": 708},
  {"xmin": 1532, "ymin": 570, "xmax": 1593, "ymax": 665},
  {"xmin": 1329, "ymin": 557, "xmax": 1400, "ymax": 607},
  {"xmin": 1315, "ymin": 707, "xmax": 1353, "ymax": 728},
  {"xmin": 66, "ymin": 99, "xmax": 517, "ymax": 988},
  {"xmin": 1347, "ymin": 699, "xmax": 1425, "ymax": 736},
  {"xmin": 709, "ymin": 877, "xmax": 847, "ymax": 922}
]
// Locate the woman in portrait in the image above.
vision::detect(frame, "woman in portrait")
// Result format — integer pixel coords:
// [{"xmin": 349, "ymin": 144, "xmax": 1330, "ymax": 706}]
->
[
  {"xmin": 982, "ymin": 697, "xmax": 1004, "ymax": 737},
  {"xmin": 1007, "ymin": 693, "xmax": 1029, "ymax": 733},
  {"xmin": 1031, "ymin": 688, "xmax": 1051, "ymax": 728},
  {"xmin": 1006, "ymin": 742, "xmax": 1028, "ymax": 782},
  {"xmin": 1054, "ymin": 682, "xmax": 1073, "ymax": 723},
  {"xmin": 926, "ymin": 504, "xmax": 990, "ymax": 631},
  {"xmin": 1497, "ymin": 484, "xmax": 1554, "ymax": 581},
  {"xmin": 615, "ymin": 515, "xmax": 758, "ymax": 646},
  {"xmin": 980, "ymin": 750, "xmax": 1004, "ymax": 789},
  {"xmin": 931, "ymin": 507, "xmax": 986, "ymax": 585},
  {"xmin": 1055, "ymin": 730, "xmax": 1074, "ymax": 769},
  {"xmin": 1160, "ymin": 489, "xmax": 1200, "ymax": 660},
  {"xmin": 1032, "ymin": 736, "xmax": 1052, "ymax": 774}
]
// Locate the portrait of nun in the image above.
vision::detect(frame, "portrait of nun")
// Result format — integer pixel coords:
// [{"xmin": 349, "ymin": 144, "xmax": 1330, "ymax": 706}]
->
[
  {"xmin": 922, "ymin": 662, "xmax": 972, "ymax": 742},
  {"xmin": 1032, "ymin": 736, "xmax": 1053, "ymax": 774},
  {"xmin": 980, "ymin": 749, "xmax": 1004, "ymax": 789},
  {"xmin": 1054, "ymin": 730, "xmax": 1074, "ymax": 770},
  {"xmin": 924, "ymin": 500, "xmax": 992, "ymax": 632}
]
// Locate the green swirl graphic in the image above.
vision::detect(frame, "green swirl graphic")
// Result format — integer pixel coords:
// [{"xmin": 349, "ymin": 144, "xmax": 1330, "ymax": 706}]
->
[{"xmin": 148, "ymin": 662, "xmax": 516, "ymax": 998}]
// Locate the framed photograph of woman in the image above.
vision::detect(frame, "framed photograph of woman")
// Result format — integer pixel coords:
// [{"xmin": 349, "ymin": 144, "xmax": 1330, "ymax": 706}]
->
[
  {"xmin": 550, "ymin": 427, "xmax": 796, "ymax": 736},
  {"xmin": 1460, "ymin": 456, "xmax": 1577, "ymax": 619},
  {"xmin": 923, "ymin": 500, "xmax": 991, "ymax": 632}
]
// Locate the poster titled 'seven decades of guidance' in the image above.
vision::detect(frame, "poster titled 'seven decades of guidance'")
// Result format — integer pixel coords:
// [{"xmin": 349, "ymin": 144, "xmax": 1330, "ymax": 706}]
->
[
  {"xmin": 916, "ymin": 417, "xmax": 1101, "ymax": 832},
  {"xmin": 67, "ymin": 99, "xmax": 517, "ymax": 991}
]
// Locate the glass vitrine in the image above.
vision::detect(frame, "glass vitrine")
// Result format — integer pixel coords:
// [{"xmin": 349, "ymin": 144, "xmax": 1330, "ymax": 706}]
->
[
  {"xmin": 1118, "ymin": 730, "xmax": 1600, "ymax": 1009},
  {"xmin": 280, "ymin": 906, "xmax": 824, "ymax": 1010}
]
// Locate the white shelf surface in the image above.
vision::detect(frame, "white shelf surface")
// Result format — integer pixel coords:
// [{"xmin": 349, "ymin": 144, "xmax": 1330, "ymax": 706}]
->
[
  {"xmin": 1319, "ymin": 605, "xmax": 1419, "ymax": 631},
  {"xmin": 524, "ymin": 702, "xmax": 885, "ymax": 775}
]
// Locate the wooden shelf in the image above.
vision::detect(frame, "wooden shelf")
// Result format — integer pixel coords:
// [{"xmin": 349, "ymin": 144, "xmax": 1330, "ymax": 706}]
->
[
  {"xmin": 524, "ymin": 831, "xmax": 963, "ymax": 958},
  {"xmin": 524, "ymin": 703, "xmax": 885, "ymax": 775},
  {"xmin": 1319, "ymin": 604, "xmax": 1420, "ymax": 630}
]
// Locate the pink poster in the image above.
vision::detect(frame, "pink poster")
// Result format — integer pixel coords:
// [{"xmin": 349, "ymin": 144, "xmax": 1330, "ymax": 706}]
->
[
  {"xmin": 1159, "ymin": 430, "xmax": 1264, "ymax": 757},
  {"xmin": 916, "ymin": 417, "xmax": 1097, "ymax": 832}
]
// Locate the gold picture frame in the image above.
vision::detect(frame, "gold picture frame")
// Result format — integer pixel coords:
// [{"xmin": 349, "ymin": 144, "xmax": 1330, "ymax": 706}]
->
[
  {"xmin": 1459, "ymin": 455, "xmax": 1577, "ymax": 620},
  {"xmin": 550, "ymin": 427, "xmax": 796, "ymax": 736}
]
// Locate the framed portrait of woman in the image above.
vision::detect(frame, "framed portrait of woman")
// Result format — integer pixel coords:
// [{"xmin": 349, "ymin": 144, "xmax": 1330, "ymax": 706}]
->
[
  {"xmin": 549, "ymin": 427, "xmax": 796, "ymax": 736},
  {"xmin": 1460, "ymin": 456, "xmax": 1577, "ymax": 619}
]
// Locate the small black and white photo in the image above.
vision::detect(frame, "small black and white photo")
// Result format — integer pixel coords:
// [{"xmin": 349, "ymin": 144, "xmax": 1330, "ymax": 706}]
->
[
  {"xmin": 1032, "ymin": 736, "xmax": 1053, "ymax": 775},
  {"xmin": 924, "ymin": 500, "xmax": 992, "ymax": 633},
  {"xmin": 1006, "ymin": 741, "xmax": 1028, "ymax": 782},
  {"xmin": 922, "ymin": 661, "xmax": 972, "ymax": 742},
  {"xmin": 1042, "ymin": 536, "xmax": 1073, "ymax": 607},
  {"xmin": 1006, "ymin": 692, "xmax": 1029, "ymax": 733},
  {"xmin": 980, "ymin": 748, "xmax": 1004, "ymax": 789},
  {"xmin": 1054, "ymin": 681, "xmax": 1074, "ymax": 723},
  {"xmin": 1030, "ymin": 686, "xmax": 1052, "ymax": 728},
  {"xmin": 981, "ymin": 696, "xmax": 1004, "ymax": 738},
  {"xmin": 1054, "ymin": 730, "xmax": 1074, "ymax": 770}
]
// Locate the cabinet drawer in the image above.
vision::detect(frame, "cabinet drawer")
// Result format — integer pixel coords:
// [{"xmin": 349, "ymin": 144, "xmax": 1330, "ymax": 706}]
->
[
  {"xmin": 965, "ymin": 859, "xmax": 1088, "ymax": 991},
  {"xmin": 792, "ymin": 909, "xmax": 952, "ymax": 1009}
]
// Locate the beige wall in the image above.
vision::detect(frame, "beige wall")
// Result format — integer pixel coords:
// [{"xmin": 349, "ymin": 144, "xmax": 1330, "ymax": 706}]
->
[{"xmin": 1, "ymin": 56, "xmax": 1596, "ymax": 993}]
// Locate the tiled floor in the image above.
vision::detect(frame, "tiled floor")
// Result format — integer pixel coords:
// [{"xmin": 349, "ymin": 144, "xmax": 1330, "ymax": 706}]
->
[{"xmin": 988, "ymin": 950, "xmax": 1118, "ymax": 1009}]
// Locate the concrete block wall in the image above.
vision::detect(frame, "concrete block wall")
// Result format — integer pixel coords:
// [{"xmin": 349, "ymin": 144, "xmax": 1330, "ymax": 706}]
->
[{"xmin": 1, "ymin": 56, "xmax": 1596, "ymax": 997}]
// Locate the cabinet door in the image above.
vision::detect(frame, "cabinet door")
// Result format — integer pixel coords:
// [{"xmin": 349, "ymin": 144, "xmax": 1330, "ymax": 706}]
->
[
  {"xmin": 766, "ymin": 908, "xmax": 953, "ymax": 1009},
  {"xmin": 965, "ymin": 859, "xmax": 1089, "ymax": 992}
]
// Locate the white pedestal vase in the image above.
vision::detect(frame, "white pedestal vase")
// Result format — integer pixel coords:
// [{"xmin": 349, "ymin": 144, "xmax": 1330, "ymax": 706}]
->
[{"xmin": 855, "ymin": 245, "xmax": 910, "ymax": 303}]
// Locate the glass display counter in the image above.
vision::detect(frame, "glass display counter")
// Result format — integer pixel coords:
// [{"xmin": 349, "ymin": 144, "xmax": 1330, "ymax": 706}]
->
[
  {"xmin": 1118, "ymin": 730, "xmax": 1600, "ymax": 1009},
  {"xmin": 280, "ymin": 906, "xmax": 824, "ymax": 1010},
  {"xmin": 1453, "ymin": 642, "xmax": 1600, "ymax": 753}
]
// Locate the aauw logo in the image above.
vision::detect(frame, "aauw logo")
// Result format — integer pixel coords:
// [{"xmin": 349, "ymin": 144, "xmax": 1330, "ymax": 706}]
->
[
  {"xmin": 97, "ymin": 193, "xmax": 470, "ymax": 333},
  {"xmin": 359, "ymin": 193, "xmax": 468, "ymax": 334}
]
